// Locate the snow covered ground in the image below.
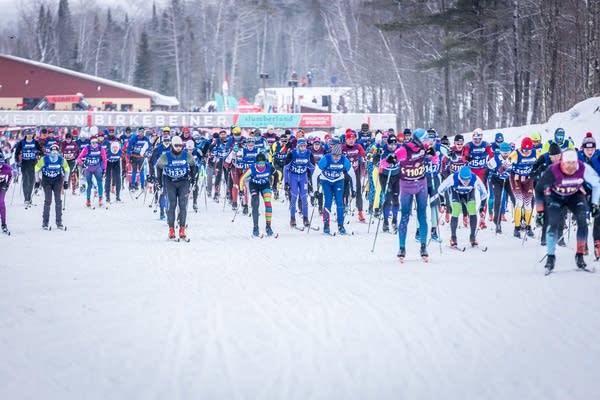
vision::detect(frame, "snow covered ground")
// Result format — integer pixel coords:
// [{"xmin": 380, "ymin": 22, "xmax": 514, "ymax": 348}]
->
[{"xmin": 2, "ymin": 187, "xmax": 600, "ymax": 400}]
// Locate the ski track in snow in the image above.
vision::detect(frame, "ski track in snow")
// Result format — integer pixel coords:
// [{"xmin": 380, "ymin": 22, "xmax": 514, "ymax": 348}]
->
[{"xmin": 1, "ymin": 191, "xmax": 600, "ymax": 399}]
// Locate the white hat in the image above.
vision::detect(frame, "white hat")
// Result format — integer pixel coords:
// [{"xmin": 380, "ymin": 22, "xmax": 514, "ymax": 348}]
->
[{"xmin": 172, "ymin": 136, "xmax": 183, "ymax": 146}]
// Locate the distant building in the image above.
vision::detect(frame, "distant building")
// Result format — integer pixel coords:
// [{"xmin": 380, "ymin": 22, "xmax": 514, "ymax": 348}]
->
[
  {"xmin": 0, "ymin": 54, "xmax": 178, "ymax": 111},
  {"xmin": 254, "ymin": 86, "xmax": 354, "ymax": 114}
]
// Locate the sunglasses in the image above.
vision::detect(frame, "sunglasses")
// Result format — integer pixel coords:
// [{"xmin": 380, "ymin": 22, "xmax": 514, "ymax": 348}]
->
[{"xmin": 173, "ymin": 144, "xmax": 183, "ymax": 148}]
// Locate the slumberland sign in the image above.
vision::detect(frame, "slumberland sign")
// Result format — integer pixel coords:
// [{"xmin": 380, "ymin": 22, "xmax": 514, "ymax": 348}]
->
[{"xmin": 0, "ymin": 111, "xmax": 397, "ymax": 130}]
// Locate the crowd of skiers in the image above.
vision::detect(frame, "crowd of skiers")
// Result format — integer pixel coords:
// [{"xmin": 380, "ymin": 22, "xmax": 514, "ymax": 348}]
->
[{"xmin": 1, "ymin": 123, "xmax": 599, "ymax": 273}]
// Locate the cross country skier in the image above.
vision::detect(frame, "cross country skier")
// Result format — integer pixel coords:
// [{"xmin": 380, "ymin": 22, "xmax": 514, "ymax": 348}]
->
[
  {"xmin": 509, "ymin": 137, "xmax": 537, "ymax": 238},
  {"xmin": 156, "ymin": 136, "xmax": 198, "ymax": 240},
  {"xmin": 34, "ymin": 144, "xmax": 70, "ymax": 229},
  {"xmin": 270, "ymin": 134, "xmax": 290, "ymax": 200},
  {"xmin": 423, "ymin": 128, "xmax": 444, "ymax": 242},
  {"xmin": 186, "ymin": 139, "xmax": 203, "ymax": 212},
  {"xmin": 127, "ymin": 127, "xmax": 150, "ymax": 191},
  {"xmin": 60, "ymin": 132, "xmax": 80, "ymax": 194},
  {"xmin": 578, "ymin": 133, "xmax": 600, "ymax": 258},
  {"xmin": 284, "ymin": 137, "xmax": 315, "ymax": 227},
  {"xmin": 463, "ymin": 128, "xmax": 494, "ymax": 229},
  {"xmin": 76, "ymin": 136, "xmax": 107, "ymax": 208},
  {"xmin": 14, "ymin": 128, "xmax": 43, "ymax": 207},
  {"xmin": 541, "ymin": 128, "xmax": 574, "ymax": 154},
  {"xmin": 432, "ymin": 165, "xmax": 488, "ymax": 248},
  {"xmin": 376, "ymin": 134, "xmax": 401, "ymax": 233},
  {"xmin": 308, "ymin": 136, "xmax": 327, "ymax": 213},
  {"xmin": 394, "ymin": 128, "xmax": 436, "ymax": 261},
  {"xmin": 486, "ymin": 142, "xmax": 515, "ymax": 234},
  {"xmin": 535, "ymin": 149, "xmax": 600, "ymax": 274},
  {"xmin": 208, "ymin": 129, "xmax": 233, "ymax": 202},
  {"xmin": 240, "ymin": 152, "xmax": 275, "ymax": 237},
  {"xmin": 0, "ymin": 153, "xmax": 12, "ymax": 233},
  {"xmin": 105, "ymin": 140, "xmax": 123, "ymax": 203},
  {"xmin": 311, "ymin": 144, "xmax": 357, "ymax": 235},
  {"xmin": 341, "ymin": 129, "xmax": 367, "ymax": 222}
]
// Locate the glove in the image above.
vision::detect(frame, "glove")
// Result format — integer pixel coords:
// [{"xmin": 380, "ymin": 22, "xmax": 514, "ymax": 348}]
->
[
  {"xmin": 425, "ymin": 147, "xmax": 435, "ymax": 156},
  {"xmin": 315, "ymin": 191, "xmax": 323, "ymax": 201},
  {"xmin": 63, "ymin": 181, "xmax": 69, "ymax": 190},
  {"xmin": 479, "ymin": 203, "xmax": 485, "ymax": 214},
  {"xmin": 34, "ymin": 181, "xmax": 40, "ymax": 189},
  {"xmin": 284, "ymin": 182, "xmax": 290, "ymax": 192},
  {"xmin": 190, "ymin": 179, "xmax": 197, "ymax": 188},
  {"xmin": 351, "ymin": 189, "xmax": 356, "ymax": 198},
  {"xmin": 154, "ymin": 181, "xmax": 162, "ymax": 191},
  {"xmin": 536, "ymin": 211, "xmax": 544, "ymax": 227},
  {"xmin": 592, "ymin": 204, "xmax": 600, "ymax": 218},
  {"xmin": 147, "ymin": 176, "xmax": 155, "ymax": 185},
  {"xmin": 386, "ymin": 154, "xmax": 397, "ymax": 164}
]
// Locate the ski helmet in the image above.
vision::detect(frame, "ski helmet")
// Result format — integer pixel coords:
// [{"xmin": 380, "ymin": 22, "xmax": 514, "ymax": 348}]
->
[
  {"xmin": 531, "ymin": 132, "xmax": 542, "ymax": 142},
  {"xmin": 521, "ymin": 137, "xmax": 534, "ymax": 151},
  {"xmin": 412, "ymin": 128, "xmax": 428, "ymax": 144},
  {"xmin": 499, "ymin": 142, "xmax": 511, "ymax": 153},
  {"xmin": 554, "ymin": 128, "xmax": 565, "ymax": 144}
]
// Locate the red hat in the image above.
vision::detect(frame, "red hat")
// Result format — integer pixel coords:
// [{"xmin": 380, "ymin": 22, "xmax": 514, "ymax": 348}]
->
[
  {"xmin": 71, "ymin": 128, "xmax": 79, "ymax": 136},
  {"xmin": 521, "ymin": 137, "xmax": 533, "ymax": 150},
  {"xmin": 345, "ymin": 129, "xmax": 356, "ymax": 140},
  {"xmin": 182, "ymin": 127, "xmax": 190, "ymax": 133}
]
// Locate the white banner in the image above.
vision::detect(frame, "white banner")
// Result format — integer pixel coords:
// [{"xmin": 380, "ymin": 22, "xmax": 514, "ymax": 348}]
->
[{"xmin": 0, "ymin": 111, "xmax": 397, "ymax": 131}]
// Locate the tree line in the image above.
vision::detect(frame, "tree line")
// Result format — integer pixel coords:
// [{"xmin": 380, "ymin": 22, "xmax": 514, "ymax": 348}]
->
[{"xmin": 0, "ymin": 0, "xmax": 598, "ymax": 134}]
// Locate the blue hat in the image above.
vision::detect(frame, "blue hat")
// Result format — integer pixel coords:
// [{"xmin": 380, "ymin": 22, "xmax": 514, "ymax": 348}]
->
[
  {"xmin": 494, "ymin": 132, "xmax": 504, "ymax": 142},
  {"xmin": 297, "ymin": 138, "xmax": 307, "ymax": 146},
  {"xmin": 413, "ymin": 128, "xmax": 428, "ymax": 142},
  {"xmin": 459, "ymin": 166, "xmax": 471, "ymax": 180},
  {"xmin": 499, "ymin": 142, "xmax": 512, "ymax": 153}
]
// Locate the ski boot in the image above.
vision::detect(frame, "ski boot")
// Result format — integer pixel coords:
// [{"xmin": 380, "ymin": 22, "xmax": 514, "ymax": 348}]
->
[
  {"xmin": 168, "ymin": 227, "xmax": 176, "ymax": 240},
  {"xmin": 420, "ymin": 243, "xmax": 429, "ymax": 260},
  {"xmin": 266, "ymin": 224, "xmax": 274, "ymax": 237},
  {"xmin": 193, "ymin": 201, "xmax": 198, "ymax": 212},
  {"xmin": 116, "ymin": 196, "xmax": 122, "ymax": 202},
  {"xmin": 544, "ymin": 254, "xmax": 555, "ymax": 275},
  {"xmin": 56, "ymin": 224, "xmax": 65, "ymax": 230},
  {"xmin": 449, "ymin": 237, "xmax": 458, "ymax": 248},
  {"xmin": 540, "ymin": 237, "xmax": 547, "ymax": 246},
  {"xmin": 525, "ymin": 225, "xmax": 534, "ymax": 238},
  {"xmin": 242, "ymin": 205, "xmax": 249, "ymax": 215},
  {"xmin": 488, "ymin": 213, "xmax": 494, "ymax": 222},
  {"xmin": 357, "ymin": 211, "xmax": 366, "ymax": 222},
  {"xmin": 397, "ymin": 247, "xmax": 406, "ymax": 259},
  {"xmin": 273, "ymin": 191, "xmax": 279, "ymax": 201},
  {"xmin": 159, "ymin": 208, "xmax": 166, "ymax": 220},
  {"xmin": 391, "ymin": 219, "xmax": 398, "ymax": 233},
  {"xmin": 213, "ymin": 193, "xmax": 220, "ymax": 203},
  {"xmin": 98, "ymin": 197, "xmax": 103, "ymax": 207},
  {"xmin": 2, "ymin": 223, "xmax": 8, "ymax": 234},
  {"xmin": 179, "ymin": 226, "xmax": 187, "ymax": 240},
  {"xmin": 415, "ymin": 228, "xmax": 420, "ymax": 241},
  {"xmin": 445, "ymin": 212, "xmax": 450, "ymax": 224},
  {"xmin": 323, "ymin": 223, "xmax": 330, "ymax": 235},
  {"xmin": 85, "ymin": 199, "xmax": 92, "ymax": 208},
  {"xmin": 290, "ymin": 217, "xmax": 297, "ymax": 228},
  {"xmin": 42, "ymin": 224, "xmax": 50, "ymax": 230},
  {"xmin": 558, "ymin": 237, "xmax": 567, "ymax": 247},
  {"xmin": 338, "ymin": 225, "xmax": 347, "ymax": 235},
  {"xmin": 478, "ymin": 214, "xmax": 487, "ymax": 229},
  {"xmin": 382, "ymin": 219, "xmax": 389, "ymax": 232},
  {"xmin": 231, "ymin": 202, "xmax": 238, "ymax": 210},
  {"xmin": 430, "ymin": 227, "xmax": 439, "ymax": 242},
  {"xmin": 575, "ymin": 253, "xmax": 587, "ymax": 269},
  {"xmin": 513, "ymin": 227, "xmax": 521, "ymax": 238},
  {"xmin": 374, "ymin": 208, "xmax": 381, "ymax": 218},
  {"xmin": 495, "ymin": 224, "xmax": 502, "ymax": 234},
  {"xmin": 595, "ymin": 240, "xmax": 600, "ymax": 260},
  {"xmin": 470, "ymin": 234, "xmax": 478, "ymax": 247},
  {"xmin": 303, "ymin": 216, "xmax": 310, "ymax": 227},
  {"xmin": 252, "ymin": 226, "xmax": 260, "ymax": 237},
  {"xmin": 501, "ymin": 213, "xmax": 507, "ymax": 222}
]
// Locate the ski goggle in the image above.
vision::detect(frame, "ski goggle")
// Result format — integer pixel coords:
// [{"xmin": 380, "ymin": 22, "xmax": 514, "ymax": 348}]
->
[
  {"xmin": 172, "ymin": 143, "xmax": 183, "ymax": 148},
  {"xmin": 90, "ymin": 139, "xmax": 98, "ymax": 145}
]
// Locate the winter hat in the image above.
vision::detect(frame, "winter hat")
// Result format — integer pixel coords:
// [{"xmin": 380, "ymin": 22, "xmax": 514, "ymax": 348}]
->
[
  {"xmin": 297, "ymin": 138, "xmax": 307, "ymax": 146},
  {"xmin": 312, "ymin": 137, "xmax": 321, "ymax": 143},
  {"xmin": 548, "ymin": 142, "xmax": 562, "ymax": 156},
  {"xmin": 441, "ymin": 135, "xmax": 450, "ymax": 146},
  {"xmin": 387, "ymin": 134, "xmax": 398, "ymax": 145},
  {"xmin": 171, "ymin": 136, "xmax": 183, "ymax": 147},
  {"xmin": 50, "ymin": 144, "xmax": 60, "ymax": 152},
  {"xmin": 412, "ymin": 128, "xmax": 428, "ymax": 143},
  {"xmin": 459, "ymin": 166, "xmax": 472, "ymax": 181},
  {"xmin": 531, "ymin": 132, "xmax": 542, "ymax": 142},
  {"xmin": 331, "ymin": 144, "xmax": 342, "ymax": 155},
  {"xmin": 256, "ymin": 152, "xmax": 267, "ymax": 163},
  {"xmin": 499, "ymin": 142, "xmax": 512, "ymax": 153},
  {"xmin": 403, "ymin": 128, "xmax": 412, "ymax": 136},
  {"xmin": 454, "ymin": 134, "xmax": 464, "ymax": 143},
  {"xmin": 562, "ymin": 149, "xmax": 578, "ymax": 162},
  {"xmin": 521, "ymin": 137, "xmax": 534, "ymax": 150},
  {"xmin": 494, "ymin": 132, "xmax": 504, "ymax": 143},
  {"xmin": 582, "ymin": 132, "xmax": 596, "ymax": 149}
]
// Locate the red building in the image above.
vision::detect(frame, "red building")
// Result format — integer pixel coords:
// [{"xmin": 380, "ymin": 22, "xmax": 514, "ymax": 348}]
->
[{"xmin": 0, "ymin": 54, "xmax": 178, "ymax": 111}]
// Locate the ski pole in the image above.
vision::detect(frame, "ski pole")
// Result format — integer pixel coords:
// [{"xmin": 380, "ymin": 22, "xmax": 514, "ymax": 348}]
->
[
  {"xmin": 371, "ymin": 169, "xmax": 392, "ymax": 253},
  {"xmin": 307, "ymin": 186, "xmax": 320, "ymax": 234},
  {"xmin": 62, "ymin": 181, "xmax": 67, "ymax": 211}
]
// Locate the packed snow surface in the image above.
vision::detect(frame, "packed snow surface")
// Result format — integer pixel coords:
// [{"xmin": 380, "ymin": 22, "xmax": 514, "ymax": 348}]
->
[{"xmin": 1, "ymin": 189, "xmax": 600, "ymax": 400}]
